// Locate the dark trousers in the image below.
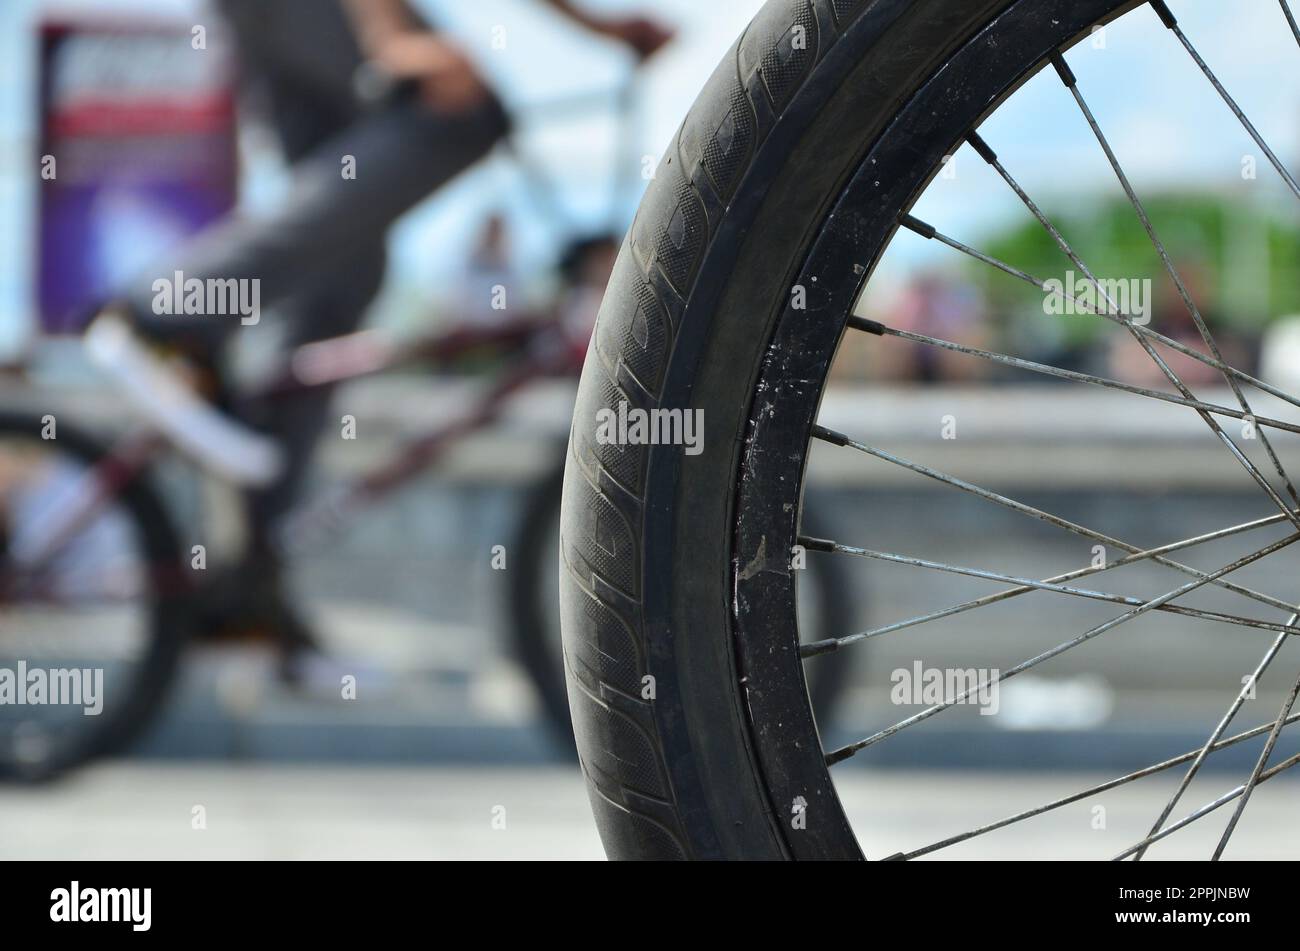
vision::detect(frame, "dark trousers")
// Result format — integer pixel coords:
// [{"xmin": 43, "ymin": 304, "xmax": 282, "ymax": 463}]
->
[{"xmin": 123, "ymin": 0, "xmax": 509, "ymax": 548}]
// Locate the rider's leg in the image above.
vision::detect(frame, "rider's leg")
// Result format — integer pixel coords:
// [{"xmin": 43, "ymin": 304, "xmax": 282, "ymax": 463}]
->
[
  {"xmin": 184, "ymin": 253, "xmax": 384, "ymax": 667},
  {"xmin": 244, "ymin": 246, "xmax": 388, "ymax": 555},
  {"xmin": 91, "ymin": 89, "xmax": 507, "ymax": 492},
  {"xmin": 104, "ymin": 0, "xmax": 508, "ymax": 351},
  {"xmin": 90, "ymin": 0, "xmax": 507, "ymax": 666},
  {"xmin": 117, "ymin": 96, "xmax": 508, "ymax": 354}
]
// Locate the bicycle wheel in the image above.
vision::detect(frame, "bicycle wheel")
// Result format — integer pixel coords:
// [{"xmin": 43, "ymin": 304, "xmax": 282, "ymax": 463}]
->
[
  {"xmin": 512, "ymin": 455, "xmax": 857, "ymax": 749},
  {"xmin": 0, "ymin": 411, "xmax": 190, "ymax": 781},
  {"xmin": 562, "ymin": 0, "xmax": 1300, "ymax": 858}
]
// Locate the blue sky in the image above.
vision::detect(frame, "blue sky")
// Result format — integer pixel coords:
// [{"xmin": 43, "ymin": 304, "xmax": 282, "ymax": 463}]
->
[{"xmin": 0, "ymin": 0, "xmax": 1296, "ymax": 356}]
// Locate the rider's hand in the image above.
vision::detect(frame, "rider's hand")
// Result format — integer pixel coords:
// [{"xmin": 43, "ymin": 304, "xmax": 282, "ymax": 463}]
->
[
  {"xmin": 373, "ymin": 31, "xmax": 491, "ymax": 115},
  {"xmin": 588, "ymin": 15, "xmax": 675, "ymax": 60}
]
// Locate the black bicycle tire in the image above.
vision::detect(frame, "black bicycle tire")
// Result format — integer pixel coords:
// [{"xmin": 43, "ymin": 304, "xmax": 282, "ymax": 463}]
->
[
  {"xmin": 0, "ymin": 411, "xmax": 191, "ymax": 782},
  {"xmin": 511, "ymin": 457, "xmax": 855, "ymax": 751},
  {"xmin": 509, "ymin": 455, "xmax": 578, "ymax": 750},
  {"xmin": 559, "ymin": 0, "xmax": 1138, "ymax": 859}
]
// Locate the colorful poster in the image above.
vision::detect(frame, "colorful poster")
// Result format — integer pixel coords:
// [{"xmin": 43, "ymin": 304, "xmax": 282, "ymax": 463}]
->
[{"xmin": 37, "ymin": 17, "xmax": 237, "ymax": 334}]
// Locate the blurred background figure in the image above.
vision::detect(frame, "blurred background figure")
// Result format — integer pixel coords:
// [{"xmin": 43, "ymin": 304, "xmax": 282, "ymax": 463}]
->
[
  {"xmin": 1106, "ymin": 260, "xmax": 1255, "ymax": 388},
  {"xmin": 80, "ymin": 0, "xmax": 669, "ymax": 676},
  {"xmin": 457, "ymin": 213, "xmax": 520, "ymax": 328},
  {"xmin": 2, "ymin": 0, "xmax": 689, "ymax": 855},
  {"xmin": 553, "ymin": 233, "xmax": 619, "ymax": 345},
  {"xmin": 887, "ymin": 271, "xmax": 993, "ymax": 383}
]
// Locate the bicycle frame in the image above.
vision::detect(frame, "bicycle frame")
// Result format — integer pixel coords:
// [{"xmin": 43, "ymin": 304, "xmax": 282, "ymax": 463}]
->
[
  {"xmin": 266, "ymin": 314, "xmax": 585, "ymax": 554},
  {"xmin": 11, "ymin": 310, "xmax": 584, "ymax": 593}
]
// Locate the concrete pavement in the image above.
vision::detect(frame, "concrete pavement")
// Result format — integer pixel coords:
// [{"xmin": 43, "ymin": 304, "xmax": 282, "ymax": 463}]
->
[{"xmin": 1, "ymin": 763, "xmax": 1293, "ymax": 860}]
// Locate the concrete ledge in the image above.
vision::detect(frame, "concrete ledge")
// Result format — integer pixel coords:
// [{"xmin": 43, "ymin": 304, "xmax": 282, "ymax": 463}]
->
[{"xmin": 5, "ymin": 374, "xmax": 1295, "ymax": 488}]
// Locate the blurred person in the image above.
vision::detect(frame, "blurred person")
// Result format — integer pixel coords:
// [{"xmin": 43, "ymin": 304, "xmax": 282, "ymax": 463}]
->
[
  {"xmin": 1106, "ymin": 262, "xmax": 1253, "ymax": 388},
  {"xmin": 887, "ymin": 271, "xmax": 993, "ymax": 383},
  {"xmin": 554, "ymin": 233, "xmax": 620, "ymax": 348},
  {"xmin": 455, "ymin": 213, "xmax": 519, "ymax": 327},
  {"xmin": 82, "ymin": 0, "xmax": 671, "ymax": 674}
]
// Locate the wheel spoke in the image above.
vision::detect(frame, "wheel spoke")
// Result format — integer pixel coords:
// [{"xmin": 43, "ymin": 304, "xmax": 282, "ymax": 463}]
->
[
  {"xmin": 850, "ymin": 316, "xmax": 1300, "ymax": 444},
  {"xmin": 1113, "ymin": 749, "xmax": 1300, "ymax": 860},
  {"xmin": 890, "ymin": 709, "xmax": 1300, "ymax": 860},
  {"xmin": 800, "ymin": 534, "xmax": 1300, "ymax": 636},
  {"xmin": 965, "ymin": 112, "xmax": 1300, "ymax": 527},
  {"xmin": 1135, "ymin": 621, "xmax": 1294, "ymax": 860},
  {"xmin": 802, "ymin": 513, "xmax": 1294, "ymax": 658},
  {"xmin": 1211, "ymin": 669, "xmax": 1300, "ymax": 859},
  {"xmin": 1150, "ymin": 0, "xmax": 1300, "ymax": 200},
  {"xmin": 1046, "ymin": 49, "xmax": 1300, "ymax": 509},
  {"xmin": 897, "ymin": 214, "xmax": 1300, "ymax": 413},
  {"xmin": 763, "ymin": 0, "xmax": 1300, "ymax": 858},
  {"xmin": 813, "ymin": 424, "xmax": 1300, "ymax": 615},
  {"xmin": 1283, "ymin": 0, "xmax": 1300, "ymax": 48},
  {"xmin": 824, "ymin": 533, "xmax": 1300, "ymax": 766}
]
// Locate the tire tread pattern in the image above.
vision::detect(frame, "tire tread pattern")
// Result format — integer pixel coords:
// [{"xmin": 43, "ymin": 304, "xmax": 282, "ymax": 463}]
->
[{"xmin": 560, "ymin": 0, "xmax": 869, "ymax": 860}]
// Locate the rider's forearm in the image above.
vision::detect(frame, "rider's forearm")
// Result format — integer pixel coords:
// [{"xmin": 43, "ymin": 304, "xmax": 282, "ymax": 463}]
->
[{"xmin": 340, "ymin": 0, "xmax": 423, "ymax": 56}]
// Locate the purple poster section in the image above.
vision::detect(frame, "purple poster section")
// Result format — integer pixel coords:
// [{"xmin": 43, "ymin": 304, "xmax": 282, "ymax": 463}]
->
[{"xmin": 37, "ymin": 17, "xmax": 237, "ymax": 334}]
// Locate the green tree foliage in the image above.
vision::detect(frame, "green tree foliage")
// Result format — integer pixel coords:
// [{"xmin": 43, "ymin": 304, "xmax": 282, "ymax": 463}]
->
[{"xmin": 972, "ymin": 192, "xmax": 1300, "ymax": 349}]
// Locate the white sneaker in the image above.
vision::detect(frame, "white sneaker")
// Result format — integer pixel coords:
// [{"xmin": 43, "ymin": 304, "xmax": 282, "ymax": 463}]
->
[{"xmin": 85, "ymin": 313, "xmax": 285, "ymax": 487}]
